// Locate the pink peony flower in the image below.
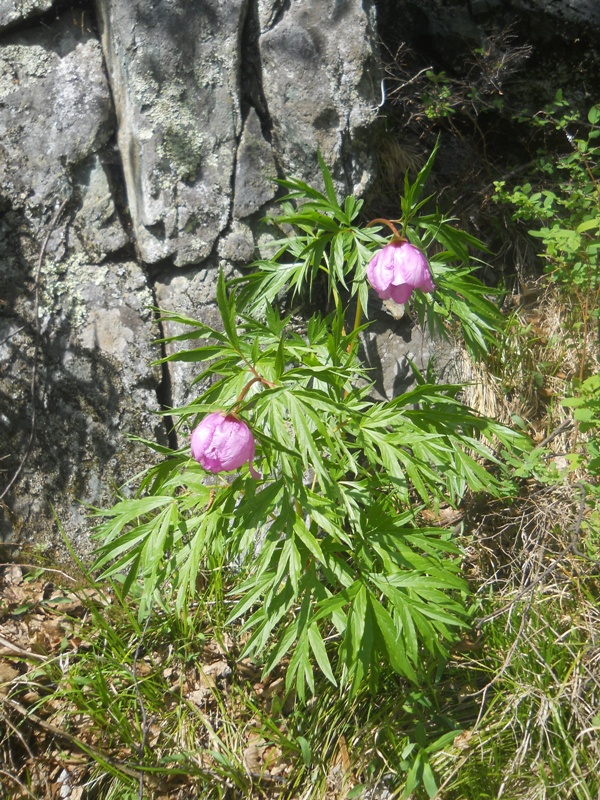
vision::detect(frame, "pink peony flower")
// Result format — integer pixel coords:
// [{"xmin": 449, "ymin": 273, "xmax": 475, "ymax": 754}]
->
[
  {"xmin": 366, "ymin": 241, "xmax": 435, "ymax": 304},
  {"xmin": 190, "ymin": 412, "xmax": 260, "ymax": 478}
]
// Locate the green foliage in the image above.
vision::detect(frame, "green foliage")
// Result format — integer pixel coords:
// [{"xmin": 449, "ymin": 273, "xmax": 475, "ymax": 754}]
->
[
  {"xmin": 233, "ymin": 151, "xmax": 379, "ymax": 316},
  {"xmin": 563, "ymin": 372, "xmax": 600, "ymax": 474},
  {"xmin": 495, "ymin": 93, "xmax": 600, "ymax": 301},
  {"xmin": 422, "ymin": 71, "xmax": 457, "ymax": 121},
  {"xmin": 562, "ymin": 374, "xmax": 600, "ymax": 550},
  {"xmin": 239, "ymin": 146, "xmax": 504, "ymax": 360},
  {"xmin": 92, "ymin": 152, "xmax": 530, "ymax": 698}
]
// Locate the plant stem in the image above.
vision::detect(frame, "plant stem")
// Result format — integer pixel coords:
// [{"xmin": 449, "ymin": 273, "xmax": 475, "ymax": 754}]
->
[
  {"xmin": 232, "ymin": 372, "xmax": 275, "ymax": 414},
  {"xmin": 366, "ymin": 218, "xmax": 404, "ymax": 241},
  {"xmin": 352, "ymin": 296, "xmax": 363, "ymax": 334}
]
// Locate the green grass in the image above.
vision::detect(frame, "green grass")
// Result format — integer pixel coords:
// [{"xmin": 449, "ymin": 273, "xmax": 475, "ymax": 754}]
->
[{"xmin": 3, "ymin": 494, "xmax": 600, "ymax": 799}]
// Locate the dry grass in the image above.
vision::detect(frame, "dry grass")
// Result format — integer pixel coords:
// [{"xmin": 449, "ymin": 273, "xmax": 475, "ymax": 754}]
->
[{"xmin": 423, "ymin": 280, "xmax": 600, "ymax": 799}]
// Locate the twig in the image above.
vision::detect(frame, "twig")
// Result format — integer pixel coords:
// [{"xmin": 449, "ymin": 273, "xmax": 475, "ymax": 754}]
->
[
  {"xmin": 0, "ymin": 634, "xmax": 47, "ymax": 662},
  {"xmin": 0, "ymin": 326, "xmax": 24, "ymax": 349},
  {"xmin": 533, "ymin": 418, "xmax": 573, "ymax": 449},
  {"xmin": 0, "ymin": 198, "xmax": 68, "ymax": 502},
  {"xmin": 0, "ymin": 768, "xmax": 38, "ymax": 799},
  {"xmin": 0, "ymin": 708, "xmax": 50, "ymax": 797},
  {"xmin": 3, "ymin": 695, "xmax": 144, "ymax": 781},
  {"xmin": 385, "ymin": 65, "xmax": 434, "ymax": 97},
  {"xmin": 0, "ymin": 563, "xmax": 77, "ymax": 582}
]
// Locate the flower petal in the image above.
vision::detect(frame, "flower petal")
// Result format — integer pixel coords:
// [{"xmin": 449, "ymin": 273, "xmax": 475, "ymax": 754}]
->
[{"xmin": 190, "ymin": 412, "xmax": 258, "ymax": 477}]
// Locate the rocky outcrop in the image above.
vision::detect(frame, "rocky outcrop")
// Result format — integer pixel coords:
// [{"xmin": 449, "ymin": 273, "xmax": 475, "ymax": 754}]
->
[
  {"xmin": 94, "ymin": 0, "xmax": 379, "ymax": 268},
  {"xmin": 0, "ymin": 20, "xmax": 113, "ymax": 209},
  {"xmin": 0, "ymin": 0, "xmax": 380, "ymax": 557},
  {"xmin": 5, "ymin": 0, "xmax": 599, "ymax": 560},
  {"xmin": 0, "ymin": 15, "xmax": 162, "ymax": 557},
  {"xmin": 0, "ymin": 0, "xmax": 54, "ymax": 30},
  {"xmin": 257, "ymin": 0, "xmax": 378, "ymax": 195},
  {"xmin": 95, "ymin": 0, "xmax": 247, "ymax": 267},
  {"xmin": 511, "ymin": 0, "xmax": 600, "ymax": 30},
  {"xmin": 379, "ymin": 0, "xmax": 600, "ymax": 68}
]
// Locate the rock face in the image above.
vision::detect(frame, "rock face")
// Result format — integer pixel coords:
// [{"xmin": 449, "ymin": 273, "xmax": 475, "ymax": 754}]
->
[
  {"xmin": 0, "ymin": 15, "xmax": 162, "ymax": 557},
  {"xmin": 4, "ymin": 0, "xmax": 599, "ymax": 559},
  {"xmin": 0, "ymin": 0, "xmax": 54, "ymax": 30},
  {"xmin": 0, "ymin": 0, "xmax": 380, "ymax": 557},
  {"xmin": 379, "ymin": 0, "xmax": 600, "ymax": 67},
  {"xmin": 511, "ymin": 0, "xmax": 600, "ymax": 30},
  {"xmin": 96, "ymin": 0, "xmax": 247, "ymax": 267},
  {"xmin": 0, "ymin": 21, "xmax": 113, "ymax": 208},
  {"xmin": 257, "ymin": 0, "xmax": 378, "ymax": 194},
  {"xmin": 94, "ymin": 0, "xmax": 379, "ymax": 267}
]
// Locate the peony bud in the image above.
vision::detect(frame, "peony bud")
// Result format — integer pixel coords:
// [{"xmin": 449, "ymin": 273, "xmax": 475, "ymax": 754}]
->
[
  {"xmin": 190, "ymin": 412, "xmax": 260, "ymax": 478},
  {"xmin": 366, "ymin": 241, "xmax": 435, "ymax": 304}
]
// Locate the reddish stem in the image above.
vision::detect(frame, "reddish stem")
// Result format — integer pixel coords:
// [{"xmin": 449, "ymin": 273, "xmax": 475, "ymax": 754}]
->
[
  {"xmin": 231, "ymin": 372, "xmax": 276, "ymax": 415},
  {"xmin": 366, "ymin": 218, "xmax": 405, "ymax": 242}
]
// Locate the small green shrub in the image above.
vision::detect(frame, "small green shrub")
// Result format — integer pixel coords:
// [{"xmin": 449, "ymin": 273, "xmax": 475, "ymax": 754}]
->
[{"xmin": 495, "ymin": 93, "xmax": 600, "ymax": 304}]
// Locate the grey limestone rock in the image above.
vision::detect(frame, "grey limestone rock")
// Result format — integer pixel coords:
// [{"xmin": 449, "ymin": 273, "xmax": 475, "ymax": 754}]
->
[
  {"xmin": 70, "ymin": 155, "xmax": 129, "ymax": 260},
  {"xmin": 0, "ymin": 0, "xmax": 55, "ymax": 31},
  {"xmin": 96, "ymin": 0, "xmax": 248, "ymax": 267},
  {"xmin": 153, "ymin": 260, "xmax": 236, "ymax": 415},
  {"xmin": 511, "ymin": 0, "xmax": 600, "ymax": 30},
  {"xmin": 218, "ymin": 220, "xmax": 256, "ymax": 263},
  {"xmin": 258, "ymin": 0, "xmax": 379, "ymax": 195},
  {"xmin": 0, "ymin": 20, "xmax": 113, "ymax": 210},
  {"xmin": 0, "ymin": 252, "xmax": 162, "ymax": 558},
  {"xmin": 233, "ymin": 108, "xmax": 277, "ymax": 220},
  {"xmin": 360, "ymin": 307, "xmax": 454, "ymax": 402},
  {"xmin": 0, "ymin": 14, "xmax": 159, "ymax": 558}
]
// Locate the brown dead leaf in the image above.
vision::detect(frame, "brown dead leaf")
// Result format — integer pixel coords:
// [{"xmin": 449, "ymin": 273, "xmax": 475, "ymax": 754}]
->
[
  {"xmin": 0, "ymin": 659, "xmax": 20, "ymax": 684},
  {"xmin": 243, "ymin": 734, "xmax": 268, "ymax": 772},
  {"xmin": 453, "ymin": 730, "xmax": 473, "ymax": 750},
  {"xmin": 30, "ymin": 619, "xmax": 66, "ymax": 657},
  {"xmin": 2, "ymin": 583, "xmax": 30, "ymax": 608},
  {"xmin": 2, "ymin": 565, "xmax": 23, "ymax": 585},
  {"xmin": 0, "ymin": 618, "xmax": 31, "ymax": 653},
  {"xmin": 236, "ymin": 657, "xmax": 260, "ymax": 680},
  {"xmin": 203, "ymin": 659, "xmax": 231, "ymax": 681},
  {"xmin": 134, "ymin": 661, "xmax": 152, "ymax": 677},
  {"xmin": 338, "ymin": 734, "xmax": 350, "ymax": 773},
  {"xmin": 188, "ymin": 687, "xmax": 211, "ymax": 706},
  {"xmin": 243, "ymin": 742, "xmax": 263, "ymax": 772}
]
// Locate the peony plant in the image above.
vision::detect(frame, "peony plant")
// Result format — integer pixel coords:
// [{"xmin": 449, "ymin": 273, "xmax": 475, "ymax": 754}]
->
[{"xmin": 92, "ymin": 149, "xmax": 530, "ymax": 697}]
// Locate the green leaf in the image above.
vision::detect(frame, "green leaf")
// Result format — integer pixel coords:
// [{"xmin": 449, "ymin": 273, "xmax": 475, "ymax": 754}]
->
[
  {"xmin": 422, "ymin": 759, "xmax": 438, "ymax": 798},
  {"xmin": 317, "ymin": 151, "xmax": 339, "ymax": 207},
  {"xmin": 293, "ymin": 516, "xmax": 325, "ymax": 562},
  {"xmin": 370, "ymin": 595, "xmax": 418, "ymax": 682},
  {"xmin": 297, "ymin": 736, "xmax": 312, "ymax": 766},
  {"xmin": 307, "ymin": 623, "xmax": 337, "ymax": 685},
  {"xmin": 216, "ymin": 270, "xmax": 239, "ymax": 347},
  {"xmin": 576, "ymin": 218, "xmax": 599, "ymax": 233}
]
